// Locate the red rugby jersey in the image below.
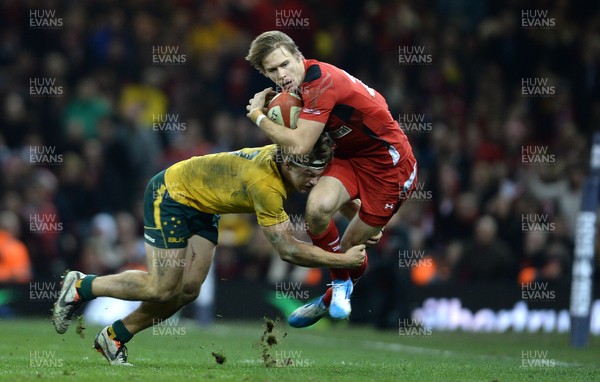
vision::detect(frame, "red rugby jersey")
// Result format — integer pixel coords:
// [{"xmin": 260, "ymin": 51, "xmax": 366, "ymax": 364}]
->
[{"xmin": 299, "ymin": 59, "xmax": 413, "ymax": 167}]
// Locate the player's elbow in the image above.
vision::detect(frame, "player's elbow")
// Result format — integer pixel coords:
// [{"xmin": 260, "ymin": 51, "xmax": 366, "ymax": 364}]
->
[
  {"xmin": 275, "ymin": 242, "xmax": 302, "ymax": 264},
  {"xmin": 263, "ymin": 226, "xmax": 303, "ymax": 264},
  {"xmin": 277, "ymin": 248, "xmax": 296, "ymax": 264}
]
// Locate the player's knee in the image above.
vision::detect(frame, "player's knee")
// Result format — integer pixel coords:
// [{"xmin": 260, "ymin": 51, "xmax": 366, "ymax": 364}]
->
[
  {"xmin": 179, "ymin": 283, "xmax": 200, "ymax": 305},
  {"xmin": 146, "ymin": 284, "xmax": 179, "ymax": 303},
  {"xmin": 155, "ymin": 290, "xmax": 178, "ymax": 303},
  {"xmin": 306, "ymin": 212, "xmax": 329, "ymax": 235},
  {"xmin": 306, "ymin": 197, "xmax": 336, "ymax": 234}
]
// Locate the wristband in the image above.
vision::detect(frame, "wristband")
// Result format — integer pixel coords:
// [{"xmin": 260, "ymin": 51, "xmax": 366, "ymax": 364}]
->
[
  {"xmin": 249, "ymin": 107, "xmax": 262, "ymax": 122},
  {"xmin": 255, "ymin": 114, "xmax": 267, "ymax": 127}
]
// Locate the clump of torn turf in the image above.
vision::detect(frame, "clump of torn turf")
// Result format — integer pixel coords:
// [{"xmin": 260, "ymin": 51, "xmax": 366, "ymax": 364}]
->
[
  {"xmin": 258, "ymin": 316, "xmax": 286, "ymax": 367},
  {"xmin": 211, "ymin": 351, "xmax": 226, "ymax": 364},
  {"xmin": 75, "ymin": 316, "xmax": 86, "ymax": 339}
]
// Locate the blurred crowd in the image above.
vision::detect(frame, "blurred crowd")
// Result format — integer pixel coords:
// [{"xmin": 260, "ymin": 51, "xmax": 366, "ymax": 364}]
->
[{"xmin": 1, "ymin": 0, "xmax": 599, "ymax": 317}]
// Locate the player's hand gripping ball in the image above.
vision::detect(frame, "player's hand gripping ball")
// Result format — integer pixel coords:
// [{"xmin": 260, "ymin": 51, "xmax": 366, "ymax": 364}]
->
[{"xmin": 266, "ymin": 92, "xmax": 303, "ymax": 129}]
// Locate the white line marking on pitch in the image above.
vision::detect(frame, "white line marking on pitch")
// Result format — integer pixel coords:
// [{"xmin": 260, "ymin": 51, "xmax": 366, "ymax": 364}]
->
[
  {"xmin": 362, "ymin": 340, "xmax": 580, "ymax": 367},
  {"xmin": 297, "ymin": 334, "xmax": 581, "ymax": 368},
  {"xmin": 210, "ymin": 324, "xmax": 582, "ymax": 368}
]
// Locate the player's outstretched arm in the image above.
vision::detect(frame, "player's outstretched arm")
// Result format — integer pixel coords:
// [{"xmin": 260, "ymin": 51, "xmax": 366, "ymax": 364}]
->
[{"xmin": 261, "ymin": 220, "xmax": 365, "ymax": 268}]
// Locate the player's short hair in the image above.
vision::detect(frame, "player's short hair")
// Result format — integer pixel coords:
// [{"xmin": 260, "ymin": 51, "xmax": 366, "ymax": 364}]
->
[
  {"xmin": 246, "ymin": 31, "xmax": 302, "ymax": 74},
  {"xmin": 281, "ymin": 133, "xmax": 334, "ymax": 171}
]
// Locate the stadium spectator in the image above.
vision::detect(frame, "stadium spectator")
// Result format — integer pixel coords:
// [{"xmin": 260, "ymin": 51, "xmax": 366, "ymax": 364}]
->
[
  {"xmin": 0, "ymin": 211, "xmax": 32, "ymax": 283},
  {"xmin": 518, "ymin": 229, "xmax": 569, "ymax": 284},
  {"xmin": 453, "ymin": 215, "xmax": 516, "ymax": 283},
  {"xmin": 62, "ymin": 77, "xmax": 111, "ymax": 143},
  {"xmin": 525, "ymin": 164, "xmax": 584, "ymax": 239}
]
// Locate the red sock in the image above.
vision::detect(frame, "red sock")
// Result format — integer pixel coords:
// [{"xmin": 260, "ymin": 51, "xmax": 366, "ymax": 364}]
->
[
  {"xmin": 323, "ymin": 287, "xmax": 333, "ymax": 307},
  {"xmin": 308, "ymin": 220, "xmax": 348, "ymax": 281}
]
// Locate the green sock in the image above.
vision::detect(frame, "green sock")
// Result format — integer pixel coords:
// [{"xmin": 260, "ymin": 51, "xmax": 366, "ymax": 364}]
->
[
  {"xmin": 110, "ymin": 320, "xmax": 134, "ymax": 343},
  {"xmin": 76, "ymin": 275, "xmax": 97, "ymax": 301}
]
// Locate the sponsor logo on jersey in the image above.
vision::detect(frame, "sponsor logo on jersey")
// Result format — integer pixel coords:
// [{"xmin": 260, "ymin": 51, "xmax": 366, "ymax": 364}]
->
[
  {"xmin": 167, "ymin": 237, "xmax": 185, "ymax": 243},
  {"xmin": 302, "ymin": 107, "xmax": 321, "ymax": 115},
  {"xmin": 329, "ymin": 125, "xmax": 352, "ymax": 139},
  {"xmin": 144, "ymin": 233, "xmax": 155, "ymax": 243}
]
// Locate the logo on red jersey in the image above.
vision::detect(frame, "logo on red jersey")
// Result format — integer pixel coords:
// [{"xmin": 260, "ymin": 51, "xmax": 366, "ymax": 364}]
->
[
  {"xmin": 329, "ymin": 125, "xmax": 352, "ymax": 139},
  {"xmin": 301, "ymin": 107, "xmax": 321, "ymax": 115}
]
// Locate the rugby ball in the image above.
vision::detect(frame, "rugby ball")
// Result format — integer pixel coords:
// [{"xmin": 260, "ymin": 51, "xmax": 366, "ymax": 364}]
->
[{"xmin": 267, "ymin": 92, "xmax": 303, "ymax": 129}]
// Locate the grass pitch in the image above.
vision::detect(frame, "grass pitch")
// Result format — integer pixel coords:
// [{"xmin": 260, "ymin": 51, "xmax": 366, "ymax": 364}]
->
[{"xmin": 1, "ymin": 318, "xmax": 598, "ymax": 381}]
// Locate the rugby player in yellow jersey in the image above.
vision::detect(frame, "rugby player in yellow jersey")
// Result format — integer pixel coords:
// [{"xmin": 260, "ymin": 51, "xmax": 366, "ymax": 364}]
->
[{"xmin": 52, "ymin": 134, "xmax": 366, "ymax": 366}]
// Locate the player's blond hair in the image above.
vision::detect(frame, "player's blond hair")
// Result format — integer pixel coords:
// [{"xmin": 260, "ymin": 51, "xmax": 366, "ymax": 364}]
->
[{"xmin": 246, "ymin": 31, "xmax": 302, "ymax": 74}]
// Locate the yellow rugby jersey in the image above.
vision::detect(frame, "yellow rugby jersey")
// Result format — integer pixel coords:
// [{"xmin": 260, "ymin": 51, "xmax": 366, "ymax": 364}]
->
[{"xmin": 163, "ymin": 145, "xmax": 292, "ymax": 227}]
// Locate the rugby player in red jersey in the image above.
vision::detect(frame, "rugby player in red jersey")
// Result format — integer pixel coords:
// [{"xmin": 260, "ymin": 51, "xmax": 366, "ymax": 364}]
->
[{"xmin": 246, "ymin": 31, "xmax": 417, "ymax": 327}]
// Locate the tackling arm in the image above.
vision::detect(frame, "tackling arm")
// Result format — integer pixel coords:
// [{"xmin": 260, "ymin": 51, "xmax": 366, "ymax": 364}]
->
[{"xmin": 261, "ymin": 220, "xmax": 365, "ymax": 268}]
